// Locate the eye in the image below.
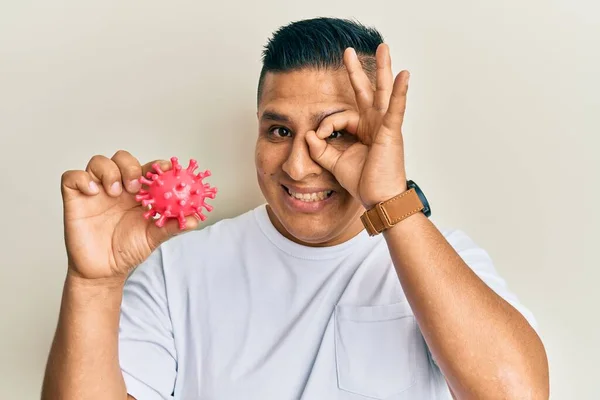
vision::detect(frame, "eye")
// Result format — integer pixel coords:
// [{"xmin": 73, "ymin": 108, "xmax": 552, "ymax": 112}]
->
[
  {"xmin": 269, "ymin": 127, "xmax": 292, "ymax": 138},
  {"xmin": 328, "ymin": 131, "xmax": 343, "ymax": 140}
]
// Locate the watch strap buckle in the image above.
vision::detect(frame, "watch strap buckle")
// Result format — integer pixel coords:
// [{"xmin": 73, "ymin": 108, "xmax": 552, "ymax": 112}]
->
[{"xmin": 360, "ymin": 188, "xmax": 424, "ymax": 236}]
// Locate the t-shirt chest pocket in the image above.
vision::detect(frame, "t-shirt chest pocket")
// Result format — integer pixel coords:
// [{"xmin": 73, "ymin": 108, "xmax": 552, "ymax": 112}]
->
[{"xmin": 334, "ymin": 301, "xmax": 418, "ymax": 399}]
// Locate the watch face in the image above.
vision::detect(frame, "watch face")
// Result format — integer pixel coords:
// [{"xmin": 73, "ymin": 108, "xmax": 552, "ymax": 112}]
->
[{"xmin": 407, "ymin": 180, "xmax": 431, "ymax": 217}]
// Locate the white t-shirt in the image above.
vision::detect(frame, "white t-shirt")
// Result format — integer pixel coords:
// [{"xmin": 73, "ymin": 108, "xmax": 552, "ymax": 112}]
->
[{"xmin": 119, "ymin": 204, "xmax": 537, "ymax": 400}]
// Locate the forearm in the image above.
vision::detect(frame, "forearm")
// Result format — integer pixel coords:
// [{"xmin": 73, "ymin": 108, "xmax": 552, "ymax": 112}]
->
[
  {"xmin": 384, "ymin": 213, "xmax": 549, "ymax": 399},
  {"xmin": 42, "ymin": 273, "xmax": 128, "ymax": 400}
]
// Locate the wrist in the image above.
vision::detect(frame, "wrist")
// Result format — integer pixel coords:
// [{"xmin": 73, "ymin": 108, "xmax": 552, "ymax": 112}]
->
[
  {"xmin": 360, "ymin": 180, "xmax": 430, "ymax": 236},
  {"xmin": 382, "ymin": 210, "xmax": 428, "ymax": 237},
  {"xmin": 362, "ymin": 185, "xmax": 408, "ymax": 210},
  {"xmin": 60, "ymin": 272, "xmax": 125, "ymax": 322},
  {"xmin": 66, "ymin": 270, "xmax": 127, "ymax": 295}
]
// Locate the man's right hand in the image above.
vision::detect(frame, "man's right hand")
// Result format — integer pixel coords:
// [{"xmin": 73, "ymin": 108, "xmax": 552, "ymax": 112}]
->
[{"xmin": 61, "ymin": 150, "xmax": 200, "ymax": 281}]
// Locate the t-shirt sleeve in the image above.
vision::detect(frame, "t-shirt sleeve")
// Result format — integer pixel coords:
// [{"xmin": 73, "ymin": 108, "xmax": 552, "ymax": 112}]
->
[
  {"xmin": 426, "ymin": 228, "xmax": 539, "ymax": 370},
  {"xmin": 443, "ymin": 229, "xmax": 538, "ymax": 331},
  {"xmin": 118, "ymin": 246, "xmax": 177, "ymax": 400}
]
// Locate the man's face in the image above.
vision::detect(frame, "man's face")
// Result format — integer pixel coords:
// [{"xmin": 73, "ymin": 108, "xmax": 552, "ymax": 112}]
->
[{"xmin": 255, "ymin": 68, "xmax": 366, "ymax": 246}]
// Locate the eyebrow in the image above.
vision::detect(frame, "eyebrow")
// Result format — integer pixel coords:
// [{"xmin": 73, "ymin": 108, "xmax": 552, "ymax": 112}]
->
[
  {"xmin": 261, "ymin": 111, "xmax": 291, "ymax": 123},
  {"xmin": 260, "ymin": 108, "xmax": 348, "ymax": 126}
]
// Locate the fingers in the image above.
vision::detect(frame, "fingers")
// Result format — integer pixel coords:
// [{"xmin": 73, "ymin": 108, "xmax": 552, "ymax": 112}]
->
[
  {"xmin": 382, "ymin": 70, "xmax": 410, "ymax": 132},
  {"xmin": 61, "ymin": 170, "xmax": 100, "ymax": 199},
  {"xmin": 111, "ymin": 150, "xmax": 142, "ymax": 194},
  {"xmin": 86, "ymin": 150, "xmax": 152, "ymax": 197},
  {"xmin": 305, "ymin": 130, "xmax": 343, "ymax": 174},
  {"xmin": 344, "ymin": 47, "xmax": 374, "ymax": 110},
  {"xmin": 64, "ymin": 151, "xmax": 168, "ymax": 199},
  {"xmin": 315, "ymin": 111, "xmax": 360, "ymax": 140},
  {"xmin": 308, "ymin": 111, "xmax": 359, "ymax": 172},
  {"xmin": 85, "ymin": 155, "xmax": 123, "ymax": 197},
  {"xmin": 374, "ymin": 43, "xmax": 394, "ymax": 112}
]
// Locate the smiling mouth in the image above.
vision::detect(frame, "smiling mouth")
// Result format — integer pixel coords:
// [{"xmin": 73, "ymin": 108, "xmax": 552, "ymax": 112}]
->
[{"xmin": 282, "ymin": 185, "xmax": 334, "ymax": 202}]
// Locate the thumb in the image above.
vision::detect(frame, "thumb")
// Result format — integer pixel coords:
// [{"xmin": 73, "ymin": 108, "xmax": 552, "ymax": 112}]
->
[
  {"xmin": 145, "ymin": 213, "xmax": 201, "ymax": 248},
  {"xmin": 305, "ymin": 130, "xmax": 343, "ymax": 174}
]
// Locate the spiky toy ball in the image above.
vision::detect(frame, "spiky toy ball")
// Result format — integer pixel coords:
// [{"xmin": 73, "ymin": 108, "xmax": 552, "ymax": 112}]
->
[{"xmin": 135, "ymin": 157, "xmax": 217, "ymax": 230}]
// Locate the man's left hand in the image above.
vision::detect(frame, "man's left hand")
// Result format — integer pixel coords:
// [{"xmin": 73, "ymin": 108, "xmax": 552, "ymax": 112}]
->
[{"xmin": 306, "ymin": 44, "xmax": 410, "ymax": 209}]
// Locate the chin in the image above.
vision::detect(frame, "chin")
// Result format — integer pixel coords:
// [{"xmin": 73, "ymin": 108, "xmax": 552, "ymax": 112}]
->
[
  {"xmin": 266, "ymin": 194, "xmax": 364, "ymax": 247},
  {"xmin": 258, "ymin": 173, "xmax": 364, "ymax": 245},
  {"xmin": 280, "ymin": 216, "xmax": 337, "ymax": 244}
]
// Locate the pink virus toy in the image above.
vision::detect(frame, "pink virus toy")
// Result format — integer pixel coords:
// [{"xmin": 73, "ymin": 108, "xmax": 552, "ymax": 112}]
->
[{"xmin": 135, "ymin": 157, "xmax": 217, "ymax": 230}]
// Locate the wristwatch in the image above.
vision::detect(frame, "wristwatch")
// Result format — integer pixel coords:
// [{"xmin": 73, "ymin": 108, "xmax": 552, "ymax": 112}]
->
[{"xmin": 360, "ymin": 180, "xmax": 431, "ymax": 236}]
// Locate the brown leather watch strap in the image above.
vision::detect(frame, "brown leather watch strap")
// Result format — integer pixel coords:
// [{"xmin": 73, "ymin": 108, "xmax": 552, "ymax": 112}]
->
[{"xmin": 360, "ymin": 188, "xmax": 424, "ymax": 236}]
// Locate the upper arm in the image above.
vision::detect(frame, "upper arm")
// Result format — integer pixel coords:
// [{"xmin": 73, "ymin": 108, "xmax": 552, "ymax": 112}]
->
[{"xmin": 119, "ymin": 246, "xmax": 178, "ymax": 400}]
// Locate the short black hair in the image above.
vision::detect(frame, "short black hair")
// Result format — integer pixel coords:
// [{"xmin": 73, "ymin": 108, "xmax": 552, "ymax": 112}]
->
[{"xmin": 257, "ymin": 17, "xmax": 384, "ymax": 105}]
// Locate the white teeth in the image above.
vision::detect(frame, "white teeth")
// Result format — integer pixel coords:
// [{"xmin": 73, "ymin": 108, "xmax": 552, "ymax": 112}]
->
[{"xmin": 287, "ymin": 189, "xmax": 332, "ymax": 202}]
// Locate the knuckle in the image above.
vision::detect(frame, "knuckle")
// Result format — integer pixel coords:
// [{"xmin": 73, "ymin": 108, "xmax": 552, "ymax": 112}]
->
[
  {"xmin": 61, "ymin": 169, "xmax": 88, "ymax": 187},
  {"xmin": 87, "ymin": 155, "xmax": 109, "ymax": 173},
  {"xmin": 114, "ymin": 149, "xmax": 130, "ymax": 157},
  {"xmin": 112, "ymin": 149, "xmax": 133, "ymax": 161},
  {"xmin": 89, "ymin": 154, "xmax": 106, "ymax": 164},
  {"xmin": 97, "ymin": 163, "xmax": 120, "ymax": 181},
  {"xmin": 61, "ymin": 170, "xmax": 74, "ymax": 183}
]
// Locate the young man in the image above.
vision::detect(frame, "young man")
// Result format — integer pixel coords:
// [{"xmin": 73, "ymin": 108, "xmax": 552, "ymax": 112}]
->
[{"xmin": 42, "ymin": 17, "xmax": 549, "ymax": 399}]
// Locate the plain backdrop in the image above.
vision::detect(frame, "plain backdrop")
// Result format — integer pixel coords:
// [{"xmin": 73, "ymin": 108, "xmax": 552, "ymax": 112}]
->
[{"xmin": 0, "ymin": 0, "xmax": 598, "ymax": 398}]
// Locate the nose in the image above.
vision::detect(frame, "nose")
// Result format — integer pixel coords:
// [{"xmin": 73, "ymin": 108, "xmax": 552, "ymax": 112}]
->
[{"xmin": 281, "ymin": 133, "xmax": 323, "ymax": 181}]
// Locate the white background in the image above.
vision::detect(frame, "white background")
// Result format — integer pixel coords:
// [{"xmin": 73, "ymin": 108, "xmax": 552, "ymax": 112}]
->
[{"xmin": 0, "ymin": 0, "xmax": 598, "ymax": 398}]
